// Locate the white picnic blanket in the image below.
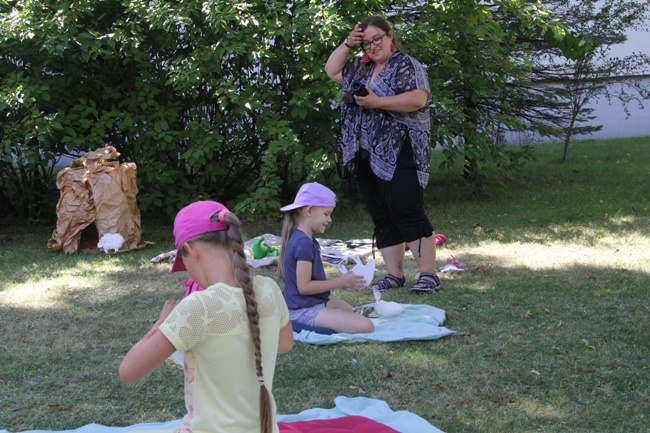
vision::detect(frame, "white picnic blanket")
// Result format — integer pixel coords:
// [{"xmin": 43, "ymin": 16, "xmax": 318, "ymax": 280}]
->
[{"xmin": 293, "ymin": 303, "xmax": 456, "ymax": 345}]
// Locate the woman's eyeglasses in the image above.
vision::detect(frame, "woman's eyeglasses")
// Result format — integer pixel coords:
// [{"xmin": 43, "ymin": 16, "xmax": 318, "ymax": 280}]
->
[{"xmin": 361, "ymin": 33, "xmax": 386, "ymax": 50}]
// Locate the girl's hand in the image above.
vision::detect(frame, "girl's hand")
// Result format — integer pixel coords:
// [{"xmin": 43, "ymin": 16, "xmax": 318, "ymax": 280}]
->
[
  {"xmin": 119, "ymin": 300, "xmax": 179, "ymax": 383},
  {"xmin": 342, "ymin": 271, "xmax": 367, "ymax": 292},
  {"xmin": 346, "ymin": 23, "xmax": 364, "ymax": 48},
  {"xmin": 157, "ymin": 300, "xmax": 180, "ymax": 324}
]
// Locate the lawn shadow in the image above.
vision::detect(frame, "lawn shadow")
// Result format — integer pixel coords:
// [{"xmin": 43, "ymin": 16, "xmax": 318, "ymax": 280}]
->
[{"xmin": 1, "ymin": 216, "xmax": 648, "ymax": 432}]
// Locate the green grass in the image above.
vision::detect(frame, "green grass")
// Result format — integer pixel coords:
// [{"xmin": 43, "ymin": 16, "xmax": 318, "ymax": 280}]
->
[{"xmin": 1, "ymin": 137, "xmax": 649, "ymax": 432}]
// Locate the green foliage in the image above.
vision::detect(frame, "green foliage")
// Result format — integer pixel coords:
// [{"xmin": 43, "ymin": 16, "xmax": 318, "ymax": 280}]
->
[
  {"xmin": 0, "ymin": 0, "xmax": 594, "ymax": 218},
  {"xmin": 393, "ymin": 0, "xmax": 591, "ymax": 192},
  {"xmin": 528, "ymin": 0, "xmax": 650, "ymax": 161}
]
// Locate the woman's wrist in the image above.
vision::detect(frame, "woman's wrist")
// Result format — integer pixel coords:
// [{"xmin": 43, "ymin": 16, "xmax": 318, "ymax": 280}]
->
[{"xmin": 343, "ymin": 40, "xmax": 353, "ymax": 49}]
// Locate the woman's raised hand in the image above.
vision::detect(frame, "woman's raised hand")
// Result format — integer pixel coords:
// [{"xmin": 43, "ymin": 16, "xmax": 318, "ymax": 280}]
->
[{"xmin": 346, "ymin": 24, "xmax": 364, "ymax": 48}]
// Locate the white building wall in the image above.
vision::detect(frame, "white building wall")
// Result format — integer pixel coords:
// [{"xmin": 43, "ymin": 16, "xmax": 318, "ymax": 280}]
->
[
  {"xmin": 575, "ymin": 28, "xmax": 650, "ymax": 140},
  {"xmin": 576, "ymin": 79, "xmax": 650, "ymax": 140}
]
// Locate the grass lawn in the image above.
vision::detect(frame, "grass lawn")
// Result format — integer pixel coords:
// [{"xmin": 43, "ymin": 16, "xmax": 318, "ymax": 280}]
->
[{"xmin": 1, "ymin": 137, "xmax": 648, "ymax": 433}]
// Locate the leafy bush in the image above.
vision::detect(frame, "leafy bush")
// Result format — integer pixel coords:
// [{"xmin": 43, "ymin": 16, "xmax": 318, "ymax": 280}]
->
[{"xmin": 0, "ymin": 0, "xmax": 591, "ymax": 219}]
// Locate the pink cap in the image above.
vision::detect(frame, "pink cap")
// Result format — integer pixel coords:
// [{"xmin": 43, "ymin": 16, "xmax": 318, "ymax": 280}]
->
[
  {"xmin": 172, "ymin": 201, "xmax": 229, "ymax": 272},
  {"xmin": 280, "ymin": 182, "xmax": 336, "ymax": 212}
]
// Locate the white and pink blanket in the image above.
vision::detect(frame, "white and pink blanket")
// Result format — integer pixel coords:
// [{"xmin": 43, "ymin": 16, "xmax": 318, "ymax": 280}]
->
[{"xmin": 0, "ymin": 397, "xmax": 445, "ymax": 433}]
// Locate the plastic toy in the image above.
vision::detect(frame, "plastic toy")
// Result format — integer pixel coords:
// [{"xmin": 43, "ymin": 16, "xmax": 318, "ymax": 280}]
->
[
  {"xmin": 251, "ymin": 236, "xmax": 280, "ymax": 259},
  {"xmin": 439, "ymin": 255, "xmax": 465, "ymax": 273}
]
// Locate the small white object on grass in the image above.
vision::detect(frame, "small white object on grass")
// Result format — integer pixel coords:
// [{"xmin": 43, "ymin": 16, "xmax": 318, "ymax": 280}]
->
[
  {"xmin": 439, "ymin": 264, "xmax": 465, "ymax": 273},
  {"xmin": 97, "ymin": 233, "xmax": 125, "ymax": 253}
]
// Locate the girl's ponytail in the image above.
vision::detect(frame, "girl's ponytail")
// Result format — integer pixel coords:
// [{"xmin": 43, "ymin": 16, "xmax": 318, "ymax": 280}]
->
[
  {"xmin": 277, "ymin": 210, "xmax": 301, "ymax": 282},
  {"xmin": 221, "ymin": 212, "xmax": 273, "ymax": 433}
]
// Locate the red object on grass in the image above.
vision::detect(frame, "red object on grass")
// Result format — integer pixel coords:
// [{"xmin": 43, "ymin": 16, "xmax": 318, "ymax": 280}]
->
[{"xmin": 279, "ymin": 415, "xmax": 401, "ymax": 433}]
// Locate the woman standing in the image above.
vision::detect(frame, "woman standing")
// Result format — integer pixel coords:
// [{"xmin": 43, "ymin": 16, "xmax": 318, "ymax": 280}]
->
[{"xmin": 324, "ymin": 15, "xmax": 441, "ymax": 293}]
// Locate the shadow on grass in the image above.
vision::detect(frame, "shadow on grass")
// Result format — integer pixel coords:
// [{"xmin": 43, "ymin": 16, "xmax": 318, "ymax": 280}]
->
[
  {"xmin": 0, "ymin": 260, "xmax": 188, "ymax": 431},
  {"xmin": 1, "ymin": 245, "xmax": 648, "ymax": 432}
]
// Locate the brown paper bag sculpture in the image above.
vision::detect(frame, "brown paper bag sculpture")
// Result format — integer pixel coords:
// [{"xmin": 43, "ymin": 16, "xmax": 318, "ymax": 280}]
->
[{"xmin": 48, "ymin": 145, "xmax": 141, "ymax": 254}]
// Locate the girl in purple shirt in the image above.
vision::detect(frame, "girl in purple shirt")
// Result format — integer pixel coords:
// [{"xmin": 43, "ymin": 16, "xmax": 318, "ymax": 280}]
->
[{"xmin": 278, "ymin": 182, "xmax": 374, "ymax": 334}]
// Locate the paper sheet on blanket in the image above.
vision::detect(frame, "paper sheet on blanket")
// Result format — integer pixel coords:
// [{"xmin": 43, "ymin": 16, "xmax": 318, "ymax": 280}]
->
[
  {"xmin": 244, "ymin": 235, "xmax": 374, "ymax": 268},
  {"xmin": 0, "ymin": 397, "xmax": 445, "ymax": 433},
  {"xmin": 149, "ymin": 234, "xmax": 283, "ymax": 269},
  {"xmin": 151, "ymin": 235, "xmax": 373, "ymax": 269},
  {"xmin": 318, "ymin": 238, "xmax": 374, "ymax": 261}
]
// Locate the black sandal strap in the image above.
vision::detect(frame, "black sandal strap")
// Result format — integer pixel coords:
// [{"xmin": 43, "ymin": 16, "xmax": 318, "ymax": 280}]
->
[
  {"xmin": 410, "ymin": 272, "xmax": 441, "ymax": 293},
  {"xmin": 371, "ymin": 274, "xmax": 406, "ymax": 292}
]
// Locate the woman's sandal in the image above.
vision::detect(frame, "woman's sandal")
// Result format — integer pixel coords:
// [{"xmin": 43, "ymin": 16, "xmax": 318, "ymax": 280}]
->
[
  {"xmin": 370, "ymin": 274, "xmax": 406, "ymax": 292},
  {"xmin": 410, "ymin": 272, "xmax": 442, "ymax": 293}
]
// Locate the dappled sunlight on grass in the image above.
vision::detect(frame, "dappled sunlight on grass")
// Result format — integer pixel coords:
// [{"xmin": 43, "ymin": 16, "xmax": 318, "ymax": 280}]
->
[
  {"xmin": 439, "ymin": 233, "xmax": 649, "ymax": 275},
  {"xmin": 507, "ymin": 397, "xmax": 565, "ymax": 420},
  {"xmin": 1, "ymin": 276, "xmax": 98, "ymax": 309},
  {"xmin": 2, "ymin": 258, "xmax": 185, "ymax": 309}
]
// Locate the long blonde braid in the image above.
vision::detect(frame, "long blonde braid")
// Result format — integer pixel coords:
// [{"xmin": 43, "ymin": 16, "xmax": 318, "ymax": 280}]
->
[
  {"xmin": 187, "ymin": 211, "xmax": 272, "ymax": 433},
  {"xmin": 223, "ymin": 212, "xmax": 273, "ymax": 433}
]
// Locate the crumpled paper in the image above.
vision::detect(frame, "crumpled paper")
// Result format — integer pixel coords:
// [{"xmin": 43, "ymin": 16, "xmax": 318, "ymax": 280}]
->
[
  {"xmin": 374, "ymin": 300, "xmax": 405, "ymax": 317},
  {"xmin": 48, "ymin": 145, "xmax": 141, "ymax": 254}
]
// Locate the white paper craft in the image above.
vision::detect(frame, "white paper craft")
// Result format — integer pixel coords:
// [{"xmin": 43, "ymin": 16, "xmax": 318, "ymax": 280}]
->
[
  {"xmin": 338, "ymin": 256, "xmax": 405, "ymax": 318},
  {"xmin": 339, "ymin": 255, "xmax": 375, "ymax": 287}
]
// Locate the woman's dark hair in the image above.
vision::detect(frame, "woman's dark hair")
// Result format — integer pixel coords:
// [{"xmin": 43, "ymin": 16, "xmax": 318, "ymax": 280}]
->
[
  {"xmin": 360, "ymin": 15, "xmax": 391, "ymax": 34},
  {"xmin": 359, "ymin": 15, "xmax": 402, "ymax": 52},
  {"xmin": 340, "ymin": 14, "xmax": 403, "ymax": 104}
]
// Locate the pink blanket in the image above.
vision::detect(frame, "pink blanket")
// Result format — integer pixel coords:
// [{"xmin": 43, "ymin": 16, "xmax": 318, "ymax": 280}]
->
[{"xmin": 279, "ymin": 415, "xmax": 400, "ymax": 433}]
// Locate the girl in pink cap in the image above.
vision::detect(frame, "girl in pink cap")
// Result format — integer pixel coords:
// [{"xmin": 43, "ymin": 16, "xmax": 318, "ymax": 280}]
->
[
  {"xmin": 278, "ymin": 182, "xmax": 374, "ymax": 334},
  {"xmin": 119, "ymin": 200, "xmax": 293, "ymax": 433}
]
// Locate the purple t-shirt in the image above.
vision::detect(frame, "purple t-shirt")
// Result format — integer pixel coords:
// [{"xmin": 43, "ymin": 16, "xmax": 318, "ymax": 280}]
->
[{"xmin": 282, "ymin": 229, "xmax": 330, "ymax": 309}]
